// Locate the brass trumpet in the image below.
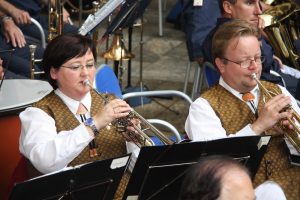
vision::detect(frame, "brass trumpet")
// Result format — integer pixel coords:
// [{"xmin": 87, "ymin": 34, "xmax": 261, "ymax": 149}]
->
[
  {"xmin": 83, "ymin": 79, "xmax": 174, "ymax": 147},
  {"xmin": 251, "ymin": 73, "xmax": 300, "ymax": 152}
]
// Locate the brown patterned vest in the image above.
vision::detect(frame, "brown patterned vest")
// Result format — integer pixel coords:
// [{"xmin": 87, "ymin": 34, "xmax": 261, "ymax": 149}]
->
[
  {"xmin": 31, "ymin": 90, "xmax": 128, "ymax": 199},
  {"xmin": 202, "ymin": 81, "xmax": 300, "ymax": 200}
]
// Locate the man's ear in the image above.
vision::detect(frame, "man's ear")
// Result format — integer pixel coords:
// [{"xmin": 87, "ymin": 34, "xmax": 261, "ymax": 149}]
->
[
  {"xmin": 223, "ymin": 1, "xmax": 233, "ymax": 15},
  {"xmin": 215, "ymin": 58, "xmax": 225, "ymax": 74}
]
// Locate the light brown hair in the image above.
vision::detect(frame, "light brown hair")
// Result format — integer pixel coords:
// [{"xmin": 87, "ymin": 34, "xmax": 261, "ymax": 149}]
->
[{"xmin": 212, "ymin": 19, "xmax": 259, "ymax": 62}]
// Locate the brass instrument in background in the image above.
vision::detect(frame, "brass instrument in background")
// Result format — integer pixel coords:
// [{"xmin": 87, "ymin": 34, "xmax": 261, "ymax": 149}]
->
[
  {"xmin": 65, "ymin": 0, "xmax": 107, "ymax": 25},
  {"xmin": 29, "ymin": 45, "xmax": 44, "ymax": 79},
  {"xmin": 48, "ymin": 0, "xmax": 64, "ymax": 41},
  {"xmin": 261, "ymin": 0, "xmax": 292, "ymax": 6},
  {"xmin": 101, "ymin": 29, "xmax": 135, "ymax": 61},
  {"xmin": 260, "ymin": 2, "xmax": 300, "ymax": 70},
  {"xmin": 65, "ymin": 0, "xmax": 107, "ymax": 13},
  {"xmin": 83, "ymin": 79, "xmax": 174, "ymax": 148},
  {"xmin": 252, "ymin": 73, "xmax": 300, "ymax": 153}
]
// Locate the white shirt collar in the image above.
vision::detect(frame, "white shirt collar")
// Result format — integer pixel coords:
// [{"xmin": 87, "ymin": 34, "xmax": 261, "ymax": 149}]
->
[
  {"xmin": 219, "ymin": 77, "xmax": 260, "ymax": 104},
  {"xmin": 54, "ymin": 89, "xmax": 92, "ymax": 115}
]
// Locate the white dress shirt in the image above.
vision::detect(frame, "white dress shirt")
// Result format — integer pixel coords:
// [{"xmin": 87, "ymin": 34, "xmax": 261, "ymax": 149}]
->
[
  {"xmin": 185, "ymin": 77, "xmax": 300, "ymax": 141},
  {"xmin": 19, "ymin": 89, "xmax": 139, "ymax": 174}
]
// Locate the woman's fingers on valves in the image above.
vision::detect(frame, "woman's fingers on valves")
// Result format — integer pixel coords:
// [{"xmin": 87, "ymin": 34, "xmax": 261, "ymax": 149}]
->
[{"xmin": 109, "ymin": 99, "xmax": 131, "ymax": 116}]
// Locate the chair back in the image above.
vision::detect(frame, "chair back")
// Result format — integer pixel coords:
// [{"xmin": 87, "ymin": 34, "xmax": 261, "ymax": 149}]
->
[
  {"xmin": 94, "ymin": 64, "xmax": 123, "ymax": 99},
  {"xmin": 204, "ymin": 61, "xmax": 220, "ymax": 87}
]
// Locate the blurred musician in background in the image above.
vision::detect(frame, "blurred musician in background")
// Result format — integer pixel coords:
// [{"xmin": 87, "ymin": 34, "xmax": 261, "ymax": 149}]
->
[
  {"xmin": 181, "ymin": 0, "xmax": 221, "ymax": 65},
  {"xmin": 179, "ymin": 155, "xmax": 286, "ymax": 200},
  {"xmin": 19, "ymin": 33, "xmax": 139, "ymax": 199},
  {"xmin": 0, "ymin": 58, "xmax": 3, "ymax": 79},
  {"xmin": 185, "ymin": 20, "xmax": 300, "ymax": 199},
  {"xmin": 202, "ymin": 0, "xmax": 300, "ymax": 100},
  {"xmin": 0, "ymin": 0, "xmax": 77, "ymax": 79},
  {"xmin": 0, "ymin": 57, "xmax": 26, "ymax": 79},
  {"xmin": 0, "ymin": 0, "xmax": 77, "ymax": 40},
  {"xmin": 0, "ymin": 9, "xmax": 44, "ymax": 78}
]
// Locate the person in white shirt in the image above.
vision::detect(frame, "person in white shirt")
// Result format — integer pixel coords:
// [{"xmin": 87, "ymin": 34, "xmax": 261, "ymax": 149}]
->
[
  {"xmin": 19, "ymin": 33, "xmax": 139, "ymax": 199},
  {"xmin": 185, "ymin": 19, "xmax": 299, "ymax": 199}
]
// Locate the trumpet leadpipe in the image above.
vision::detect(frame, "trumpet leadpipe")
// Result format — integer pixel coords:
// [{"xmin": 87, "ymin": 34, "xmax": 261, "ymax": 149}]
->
[
  {"xmin": 83, "ymin": 79, "xmax": 108, "ymax": 104},
  {"xmin": 251, "ymin": 73, "xmax": 273, "ymax": 99}
]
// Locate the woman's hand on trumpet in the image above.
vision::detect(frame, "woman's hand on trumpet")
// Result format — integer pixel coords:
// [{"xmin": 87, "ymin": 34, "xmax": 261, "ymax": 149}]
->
[
  {"xmin": 93, "ymin": 99, "xmax": 131, "ymax": 130},
  {"xmin": 251, "ymin": 94, "xmax": 292, "ymax": 135}
]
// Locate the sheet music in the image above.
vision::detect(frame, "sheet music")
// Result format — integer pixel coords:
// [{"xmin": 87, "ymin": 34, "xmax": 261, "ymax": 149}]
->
[{"xmin": 79, "ymin": 0, "xmax": 125, "ymax": 35}]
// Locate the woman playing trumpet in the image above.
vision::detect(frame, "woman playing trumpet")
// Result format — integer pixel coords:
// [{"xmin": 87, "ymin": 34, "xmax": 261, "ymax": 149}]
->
[{"xmin": 19, "ymin": 33, "xmax": 140, "ymax": 199}]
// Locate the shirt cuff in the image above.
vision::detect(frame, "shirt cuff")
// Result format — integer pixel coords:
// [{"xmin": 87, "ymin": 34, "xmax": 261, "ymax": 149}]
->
[
  {"xmin": 231, "ymin": 124, "xmax": 257, "ymax": 137},
  {"xmin": 75, "ymin": 123, "xmax": 94, "ymax": 141}
]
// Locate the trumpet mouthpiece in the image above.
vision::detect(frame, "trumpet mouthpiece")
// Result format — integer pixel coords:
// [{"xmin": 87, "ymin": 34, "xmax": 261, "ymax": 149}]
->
[
  {"xmin": 251, "ymin": 73, "xmax": 257, "ymax": 79},
  {"xmin": 83, "ymin": 79, "xmax": 91, "ymax": 86}
]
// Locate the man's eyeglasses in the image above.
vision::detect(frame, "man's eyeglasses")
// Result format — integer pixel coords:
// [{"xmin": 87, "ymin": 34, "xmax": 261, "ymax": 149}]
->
[
  {"xmin": 221, "ymin": 56, "xmax": 265, "ymax": 69},
  {"xmin": 61, "ymin": 62, "xmax": 96, "ymax": 71}
]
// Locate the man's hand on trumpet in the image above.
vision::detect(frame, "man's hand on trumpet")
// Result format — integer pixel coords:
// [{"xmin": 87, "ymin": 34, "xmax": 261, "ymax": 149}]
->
[{"xmin": 251, "ymin": 94, "xmax": 293, "ymax": 135}]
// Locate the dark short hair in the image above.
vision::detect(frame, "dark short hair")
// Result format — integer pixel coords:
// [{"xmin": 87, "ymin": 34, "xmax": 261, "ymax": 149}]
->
[
  {"xmin": 179, "ymin": 155, "xmax": 250, "ymax": 200},
  {"xmin": 42, "ymin": 33, "xmax": 97, "ymax": 89}
]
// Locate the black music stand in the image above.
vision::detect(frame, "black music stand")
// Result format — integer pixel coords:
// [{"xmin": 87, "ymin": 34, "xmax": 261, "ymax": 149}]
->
[
  {"xmin": 103, "ymin": 0, "xmax": 152, "ymax": 107},
  {"xmin": 103, "ymin": 0, "xmax": 150, "ymax": 36},
  {"xmin": 9, "ymin": 154, "xmax": 131, "ymax": 200},
  {"xmin": 123, "ymin": 136, "xmax": 271, "ymax": 200}
]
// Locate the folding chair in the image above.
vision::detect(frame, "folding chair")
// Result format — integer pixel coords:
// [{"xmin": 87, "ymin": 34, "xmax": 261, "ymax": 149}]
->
[{"xmin": 94, "ymin": 65, "xmax": 191, "ymax": 144}]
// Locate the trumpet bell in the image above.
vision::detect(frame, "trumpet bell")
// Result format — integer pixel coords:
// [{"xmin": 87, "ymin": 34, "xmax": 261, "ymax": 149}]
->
[{"xmin": 101, "ymin": 32, "xmax": 135, "ymax": 61}]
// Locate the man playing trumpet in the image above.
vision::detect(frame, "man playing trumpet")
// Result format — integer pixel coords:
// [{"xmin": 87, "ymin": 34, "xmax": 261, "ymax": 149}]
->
[
  {"xmin": 185, "ymin": 20, "xmax": 300, "ymax": 199},
  {"xmin": 202, "ymin": 0, "xmax": 300, "ymax": 100}
]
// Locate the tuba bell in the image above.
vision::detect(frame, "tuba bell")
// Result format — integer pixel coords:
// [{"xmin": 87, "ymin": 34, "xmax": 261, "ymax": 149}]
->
[
  {"xmin": 260, "ymin": 2, "xmax": 300, "ymax": 70},
  {"xmin": 261, "ymin": 0, "xmax": 290, "ymax": 6}
]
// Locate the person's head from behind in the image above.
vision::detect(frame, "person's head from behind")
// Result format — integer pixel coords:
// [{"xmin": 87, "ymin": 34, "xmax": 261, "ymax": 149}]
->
[
  {"xmin": 43, "ymin": 33, "xmax": 97, "ymax": 100},
  {"xmin": 219, "ymin": 0, "xmax": 262, "ymax": 26},
  {"xmin": 179, "ymin": 155, "xmax": 255, "ymax": 200},
  {"xmin": 212, "ymin": 19, "xmax": 263, "ymax": 93}
]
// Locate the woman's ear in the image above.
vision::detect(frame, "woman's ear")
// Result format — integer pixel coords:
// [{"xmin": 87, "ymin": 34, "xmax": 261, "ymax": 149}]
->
[
  {"xmin": 50, "ymin": 67, "xmax": 58, "ymax": 80},
  {"xmin": 215, "ymin": 58, "xmax": 225, "ymax": 74}
]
